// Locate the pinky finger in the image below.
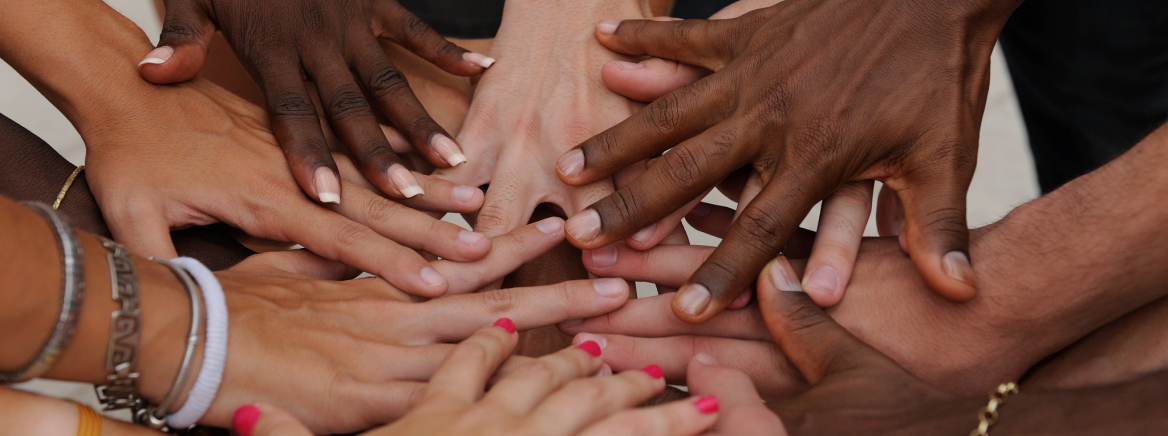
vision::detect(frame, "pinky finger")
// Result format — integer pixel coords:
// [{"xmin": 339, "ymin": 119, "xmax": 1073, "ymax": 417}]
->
[
  {"xmin": 577, "ymin": 396, "xmax": 718, "ymax": 436},
  {"xmin": 800, "ymin": 181, "xmax": 873, "ymax": 307}
]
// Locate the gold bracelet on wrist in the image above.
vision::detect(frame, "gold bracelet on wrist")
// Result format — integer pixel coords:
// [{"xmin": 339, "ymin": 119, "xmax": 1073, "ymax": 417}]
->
[
  {"xmin": 52, "ymin": 165, "xmax": 85, "ymax": 210},
  {"xmin": 970, "ymin": 382, "xmax": 1019, "ymax": 436}
]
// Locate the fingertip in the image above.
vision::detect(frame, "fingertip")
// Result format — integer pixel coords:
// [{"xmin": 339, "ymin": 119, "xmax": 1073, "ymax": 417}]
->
[
  {"xmin": 232, "ymin": 404, "xmax": 261, "ymax": 436},
  {"xmin": 801, "ymin": 265, "xmax": 842, "ymax": 308},
  {"xmin": 138, "ymin": 44, "xmax": 203, "ymax": 84},
  {"xmin": 924, "ymin": 250, "xmax": 978, "ymax": 301}
]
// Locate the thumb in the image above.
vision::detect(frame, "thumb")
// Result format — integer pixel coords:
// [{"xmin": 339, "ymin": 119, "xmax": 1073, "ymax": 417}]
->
[
  {"xmin": 139, "ymin": 0, "xmax": 215, "ymax": 84},
  {"xmin": 233, "ymin": 404, "xmax": 312, "ymax": 436},
  {"xmin": 103, "ymin": 206, "xmax": 178, "ymax": 259},
  {"xmin": 896, "ymin": 171, "xmax": 977, "ymax": 302},
  {"xmin": 600, "ymin": 57, "xmax": 710, "ymax": 103}
]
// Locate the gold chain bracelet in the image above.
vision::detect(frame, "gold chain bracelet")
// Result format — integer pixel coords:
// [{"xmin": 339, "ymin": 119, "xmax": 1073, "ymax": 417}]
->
[
  {"xmin": 52, "ymin": 165, "xmax": 85, "ymax": 210},
  {"xmin": 970, "ymin": 382, "xmax": 1019, "ymax": 436}
]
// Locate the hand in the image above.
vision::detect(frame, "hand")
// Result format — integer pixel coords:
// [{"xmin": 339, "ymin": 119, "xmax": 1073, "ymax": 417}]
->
[
  {"xmin": 234, "ymin": 321, "xmax": 719, "ymax": 436},
  {"xmin": 559, "ymin": 0, "xmax": 1023, "ymax": 322},
  {"xmin": 140, "ymin": 0, "xmax": 494, "ymax": 203}
]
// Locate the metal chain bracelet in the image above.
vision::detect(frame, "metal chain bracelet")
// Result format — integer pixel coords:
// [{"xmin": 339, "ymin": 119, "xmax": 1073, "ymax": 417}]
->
[
  {"xmin": 94, "ymin": 237, "xmax": 143, "ymax": 412},
  {"xmin": 970, "ymin": 382, "xmax": 1019, "ymax": 436}
]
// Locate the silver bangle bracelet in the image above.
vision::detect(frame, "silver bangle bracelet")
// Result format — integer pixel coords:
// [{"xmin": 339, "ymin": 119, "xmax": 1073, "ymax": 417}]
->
[
  {"xmin": 94, "ymin": 237, "xmax": 143, "ymax": 411},
  {"xmin": 1, "ymin": 202, "xmax": 85, "ymax": 384},
  {"xmin": 139, "ymin": 258, "xmax": 203, "ymax": 431}
]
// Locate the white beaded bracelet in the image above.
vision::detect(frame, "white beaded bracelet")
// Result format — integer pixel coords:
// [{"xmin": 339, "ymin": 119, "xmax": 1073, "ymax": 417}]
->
[{"xmin": 167, "ymin": 257, "xmax": 228, "ymax": 429}]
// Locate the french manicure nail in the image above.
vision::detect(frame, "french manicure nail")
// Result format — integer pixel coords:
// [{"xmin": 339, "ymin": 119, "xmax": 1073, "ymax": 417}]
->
[
  {"xmin": 577, "ymin": 340, "xmax": 602, "ymax": 357},
  {"xmin": 590, "ymin": 245, "xmax": 618, "ymax": 267},
  {"xmin": 803, "ymin": 265, "xmax": 839, "ymax": 296},
  {"xmin": 431, "ymin": 134, "xmax": 467, "ymax": 166},
  {"xmin": 575, "ymin": 333, "xmax": 608, "ymax": 350},
  {"xmin": 942, "ymin": 251, "xmax": 976, "ymax": 286},
  {"xmin": 232, "ymin": 404, "xmax": 261, "ymax": 436},
  {"xmin": 138, "ymin": 46, "xmax": 174, "ymax": 67},
  {"xmin": 453, "ymin": 185, "xmax": 478, "ymax": 203},
  {"xmin": 629, "ymin": 223, "xmax": 657, "ymax": 244},
  {"xmin": 557, "ymin": 149, "xmax": 585, "ymax": 178},
  {"xmin": 493, "ymin": 318, "xmax": 517, "ymax": 334},
  {"xmin": 768, "ymin": 257, "xmax": 803, "ymax": 292},
  {"xmin": 313, "ymin": 166, "xmax": 341, "ymax": 204},
  {"xmin": 536, "ymin": 217, "xmax": 564, "ymax": 235},
  {"xmin": 675, "ymin": 283, "xmax": 711, "ymax": 316},
  {"xmin": 462, "ymin": 51, "xmax": 496, "ymax": 68},
  {"xmin": 459, "ymin": 230, "xmax": 487, "ymax": 246},
  {"xmin": 613, "ymin": 60, "xmax": 644, "ymax": 70},
  {"xmin": 597, "ymin": 20, "xmax": 619, "ymax": 35},
  {"xmin": 694, "ymin": 352, "xmax": 718, "ymax": 366},
  {"xmin": 592, "ymin": 278, "xmax": 625, "ymax": 297},
  {"xmin": 641, "ymin": 364, "xmax": 664, "ymax": 379},
  {"xmin": 388, "ymin": 164, "xmax": 424, "ymax": 198},
  {"xmin": 420, "ymin": 266, "xmax": 446, "ymax": 287},
  {"xmin": 694, "ymin": 396, "xmax": 719, "ymax": 414},
  {"xmin": 566, "ymin": 210, "xmax": 601, "ymax": 243}
]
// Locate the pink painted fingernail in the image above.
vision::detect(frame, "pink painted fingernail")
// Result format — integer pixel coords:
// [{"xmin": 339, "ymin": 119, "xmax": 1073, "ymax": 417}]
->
[
  {"xmin": 138, "ymin": 46, "xmax": 173, "ymax": 67},
  {"xmin": 694, "ymin": 352, "xmax": 718, "ymax": 366},
  {"xmin": 388, "ymin": 164, "xmax": 424, "ymax": 198},
  {"xmin": 694, "ymin": 396, "xmax": 719, "ymax": 414},
  {"xmin": 641, "ymin": 364, "xmax": 664, "ymax": 379},
  {"xmin": 313, "ymin": 166, "xmax": 341, "ymax": 204},
  {"xmin": 574, "ymin": 333, "xmax": 608, "ymax": 350},
  {"xmin": 536, "ymin": 217, "xmax": 564, "ymax": 235},
  {"xmin": 566, "ymin": 210, "xmax": 601, "ymax": 243},
  {"xmin": 629, "ymin": 223, "xmax": 657, "ymax": 244},
  {"xmin": 943, "ymin": 251, "xmax": 976, "ymax": 286},
  {"xmin": 768, "ymin": 257, "xmax": 803, "ymax": 293},
  {"xmin": 453, "ymin": 185, "xmax": 478, "ymax": 203},
  {"xmin": 431, "ymin": 134, "xmax": 467, "ymax": 166},
  {"xmin": 577, "ymin": 340, "xmax": 602, "ymax": 357},
  {"xmin": 592, "ymin": 278, "xmax": 625, "ymax": 297},
  {"xmin": 420, "ymin": 266, "xmax": 446, "ymax": 287},
  {"xmin": 675, "ymin": 283, "xmax": 711, "ymax": 316},
  {"xmin": 232, "ymin": 404, "xmax": 261, "ymax": 436},
  {"xmin": 803, "ymin": 265, "xmax": 839, "ymax": 296},
  {"xmin": 459, "ymin": 230, "xmax": 487, "ymax": 246},
  {"xmin": 590, "ymin": 245, "xmax": 618, "ymax": 267},
  {"xmin": 597, "ymin": 20, "xmax": 619, "ymax": 35},
  {"xmin": 557, "ymin": 149, "xmax": 585, "ymax": 178},
  {"xmin": 462, "ymin": 51, "xmax": 496, "ymax": 68},
  {"xmin": 493, "ymin": 318, "xmax": 516, "ymax": 334},
  {"xmin": 613, "ymin": 60, "xmax": 644, "ymax": 70}
]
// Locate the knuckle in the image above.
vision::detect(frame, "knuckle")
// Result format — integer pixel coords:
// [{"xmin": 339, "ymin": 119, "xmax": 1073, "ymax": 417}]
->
[
  {"xmin": 365, "ymin": 197, "xmax": 402, "ymax": 224},
  {"xmin": 270, "ymin": 93, "xmax": 317, "ymax": 117},
  {"xmin": 648, "ymin": 93, "xmax": 682, "ymax": 137},
  {"xmin": 333, "ymin": 222, "xmax": 370, "ymax": 249},
  {"xmin": 562, "ymin": 379, "xmax": 605, "ymax": 403},
  {"xmin": 367, "ymin": 66, "xmax": 411, "ymax": 100},
  {"xmin": 789, "ymin": 118, "xmax": 843, "ymax": 170},
  {"xmin": 399, "ymin": 13, "xmax": 431, "ymax": 40},
  {"xmin": 782, "ymin": 300, "xmax": 832, "ymax": 337},
  {"xmin": 479, "ymin": 289, "xmax": 520, "ymax": 316},
  {"xmin": 736, "ymin": 206, "xmax": 786, "ymax": 254},
  {"xmin": 326, "ymin": 87, "xmax": 373, "ymax": 121},
  {"xmin": 756, "ymin": 80, "xmax": 792, "ymax": 122},
  {"xmin": 357, "ymin": 143, "xmax": 396, "ymax": 167},
  {"xmin": 450, "ymin": 341, "xmax": 491, "ymax": 366},
  {"xmin": 659, "ymin": 146, "xmax": 704, "ymax": 190},
  {"xmin": 516, "ymin": 361, "xmax": 556, "ymax": 383},
  {"xmin": 606, "ymin": 187, "xmax": 647, "ymax": 225}
]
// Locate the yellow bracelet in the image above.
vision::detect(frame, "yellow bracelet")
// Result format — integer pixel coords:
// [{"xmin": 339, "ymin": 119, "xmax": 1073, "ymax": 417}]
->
[
  {"xmin": 72, "ymin": 401, "xmax": 102, "ymax": 436},
  {"xmin": 970, "ymin": 382, "xmax": 1019, "ymax": 436},
  {"xmin": 52, "ymin": 165, "xmax": 85, "ymax": 210}
]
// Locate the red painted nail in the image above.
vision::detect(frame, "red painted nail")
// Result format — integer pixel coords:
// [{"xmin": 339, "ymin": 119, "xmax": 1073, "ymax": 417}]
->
[
  {"xmin": 493, "ymin": 318, "xmax": 516, "ymax": 334},
  {"xmin": 232, "ymin": 404, "xmax": 261, "ymax": 436},
  {"xmin": 641, "ymin": 364, "xmax": 663, "ymax": 379},
  {"xmin": 576, "ymin": 340, "xmax": 602, "ymax": 357},
  {"xmin": 694, "ymin": 396, "xmax": 719, "ymax": 414}
]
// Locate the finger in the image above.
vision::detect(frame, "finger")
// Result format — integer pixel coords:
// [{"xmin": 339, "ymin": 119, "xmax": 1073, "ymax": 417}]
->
[
  {"xmin": 595, "ymin": 16, "xmax": 753, "ymax": 71},
  {"xmin": 525, "ymin": 367, "xmax": 666, "ymax": 435},
  {"xmin": 684, "ymin": 202, "xmax": 735, "ymax": 238},
  {"xmin": 801, "ymin": 181, "xmax": 873, "ymax": 307},
  {"xmin": 601, "ymin": 57, "xmax": 710, "ymax": 103},
  {"xmin": 260, "ymin": 57, "xmax": 343, "ymax": 204},
  {"xmin": 577, "ymin": 396, "xmax": 718, "ymax": 436},
  {"xmin": 896, "ymin": 168, "xmax": 977, "ymax": 301},
  {"xmin": 625, "ymin": 189, "xmax": 711, "ymax": 250},
  {"xmin": 566, "ymin": 123, "xmax": 748, "ymax": 249},
  {"xmin": 334, "ymin": 182, "xmax": 490, "ymax": 262},
  {"xmin": 558, "ymin": 292, "xmax": 769, "ymax": 341},
  {"xmin": 103, "ymin": 203, "xmax": 178, "ymax": 258},
  {"xmin": 432, "ymin": 217, "xmax": 566, "ymax": 294},
  {"xmin": 416, "ymin": 278, "xmax": 631, "ymax": 341},
  {"xmin": 756, "ymin": 256, "xmax": 892, "ymax": 384},
  {"xmin": 684, "ymin": 355, "xmax": 783, "ymax": 436},
  {"xmin": 394, "ymin": 175, "xmax": 484, "ymax": 214},
  {"xmin": 479, "ymin": 342, "xmax": 606, "ymax": 416},
  {"xmin": 583, "ymin": 244, "xmax": 713, "ymax": 288},
  {"xmin": 139, "ymin": 0, "xmax": 214, "ymax": 83},
  {"xmin": 472, "ymin": 175, "xmax": 536, "ymax": 237},
  {"xmin": 419, "ymin": 321, "xmax": 518, "ymax": 410},
  {"xmin": 875, "ymin": 183, "xmax": 900, "ymax": 237},
  {"xmin": 673, "ymin": 174, "xmax": 822, "ymax": 322},
  {"xmin": 373, "ymin": 1, "xmax": 490, "ymax": 75},
  {"xmin": 234, "ymin": 249, "xmax": 360, "ymax": 280},
  {"xmin": 235, "ymin": 404, "xmax": 312, "ymax": 436}
]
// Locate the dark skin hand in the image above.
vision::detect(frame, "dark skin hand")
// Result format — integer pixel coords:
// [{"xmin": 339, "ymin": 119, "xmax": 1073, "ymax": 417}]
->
[
  {"xmin": 559, "ymin": 0, "xmax": 1024, "ymax": 323},
  {"xmin": 140, "ymin": 0, "xmax": 494, "ymax": 204}
]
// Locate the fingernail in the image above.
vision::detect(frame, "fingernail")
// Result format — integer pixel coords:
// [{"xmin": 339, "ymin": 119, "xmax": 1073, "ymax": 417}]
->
[
  {"xmin": 694, "ymin": 396, "xmax": 719, "ymax": 414},
  {"xmin": 590, "ymin": 245, "xmax": 618, "ymax": 267},
  {"xmin": 803, "ymin": 265, "xmax": 838, "ymax": 296},
  {"xmin": 575, "ymin": 332, "xmax": 608, "ymax": 350},
  {"xmin": 313, "ymin": 166, "xmax": 341, "ymax": 204},
  {"xmin": 694, "ymin": 352, "xmax": 718, "ymax": 366},
  {"xmin": 641, "ymin": 364, "xmax": 664, "ymax": 379},
  {"xmin": 613, "ymin": 60, "xmax": 644, "ymax": 70},
  {"xmin": 431, "ymin": 134, "xmax": 467, "ymax": 166},
  {"xmin": 459, "ymin": 230, "xmax": 487, "ymax": 246},
  {"xmin": 420, "ymin": 266, "xmax": 446, "ymax": 287},
  {"xmin": 566, "ymin": 209, "xmax": 601, "ymax": 243},
  {"xmin": 629, "ymin": 223, "xmax": 657, "ymax": 244},
  {"xmin": 388, "ymin": 164, "xmax": 424, "ymax": 198},
  {"xmin": 232, "ymin": 404, "xmax": 261, "ymax": 436},
  {"xmin": 453, "ymin": 185, "xmax": 478, "ymax": 203},
  {"xmin": 943, "ymin": 251, "xmax": 976, "ymax": 286},
  {"xmin": 561, "ymin": 319, "xmax": 583, "ymax": 328},
  {"xmin": 595, "ymin": 364, "xmax": 613, "ymax": 377},
  {"xmin": 536, "ymin": 217, "xmax": 564, "ymax": 235},
  {"xmin": 493, "ymin": 318, "xmax": 517, "ymax": 333},
  {"xmin": 768, "ymin": 257, "xmax": 803, "ymax": 292},
  {"xmin": 597, "ymin": 20, "xmax": 620, "ymax": 35},
  {"xmin": 462, "ymin": 51, "xmax": 496, "ymax": 68},
  {"xmin": 137, "ymin": 46, "xmax": 173, "ymax": 67},
  {"xmin": 675, "ymin": 283, "xmax": 711, "ymax": 316},
  {"xmin": 650, "ymin": 16, "xmax": 684, "ymax": 22},
  {"xmin": 592, "ymin": 278, "xmax": 625, "ymax": 297},
  {"xmin": 689, "ymin": 202, "xmax": 712, "ymax": 217},
  {"xmin": 577, "ymin": 340, "xmax": 603, "ymax": 357},
  {"xmin": 557, "ymin": 149, "xmax": 585, "ymax": 178}
]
